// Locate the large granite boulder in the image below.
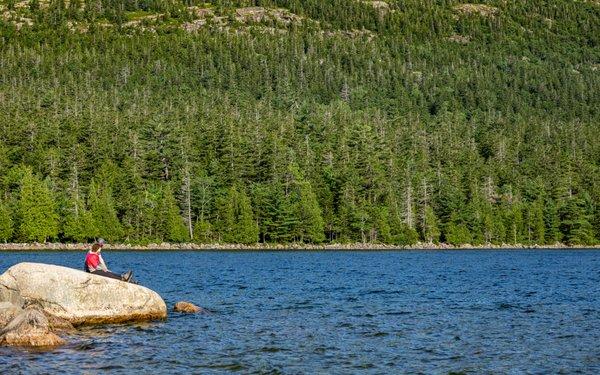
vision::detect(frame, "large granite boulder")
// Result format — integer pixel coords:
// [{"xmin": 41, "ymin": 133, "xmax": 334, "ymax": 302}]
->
[{"xmin": 0, "ymin": 262, "xmax": 167, "ymax": 325}]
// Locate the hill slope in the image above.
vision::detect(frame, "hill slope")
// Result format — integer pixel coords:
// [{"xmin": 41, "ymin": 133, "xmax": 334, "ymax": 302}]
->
[{"xmin": 0, "ymin": 0, "xmax": 599, "ymax": 245}]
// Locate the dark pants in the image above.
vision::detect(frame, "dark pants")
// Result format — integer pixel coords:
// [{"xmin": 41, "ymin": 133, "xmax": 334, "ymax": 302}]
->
[{"xmin": 90, "ymin": 270, "xmax": 123, "ymax": 280}]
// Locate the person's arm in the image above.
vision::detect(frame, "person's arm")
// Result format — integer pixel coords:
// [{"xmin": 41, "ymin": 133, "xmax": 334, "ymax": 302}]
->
[{"xmin": 98, "ymin": 253, "xmax": 109, "ymax": 272}]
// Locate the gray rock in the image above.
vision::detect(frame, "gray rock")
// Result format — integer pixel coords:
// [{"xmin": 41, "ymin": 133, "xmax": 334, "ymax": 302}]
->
[
  {"xmin": 0, "ymin": 262, "xmax": 167, "ymax": 325},
  {"xmin": 0, "ymin": 308, "xmax": 64, "ymax": 347},
  {"xmin": 0, "ymin": 302, "xmax": 23, "ymax": 327}
]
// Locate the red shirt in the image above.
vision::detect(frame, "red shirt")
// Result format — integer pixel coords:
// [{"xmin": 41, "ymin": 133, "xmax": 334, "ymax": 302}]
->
[{"xmin": 85, "ymin": 252, "xmax": 100, "ymax": 271}]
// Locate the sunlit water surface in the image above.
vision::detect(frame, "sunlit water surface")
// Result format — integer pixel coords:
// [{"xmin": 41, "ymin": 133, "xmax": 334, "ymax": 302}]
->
[{"xmin": 1, "ymin": 250, "xmax": 600, "ymax": 373}]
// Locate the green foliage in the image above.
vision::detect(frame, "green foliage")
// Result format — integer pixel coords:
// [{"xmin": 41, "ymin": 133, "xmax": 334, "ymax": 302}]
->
[
  {"xmin": 0, "ymin": 0, "xmax": 598, "ymax": 245},
  {"xmin": 193, "ymin": 219, "xmax": 215, "ymax": 243},
  {"xmin": 89, "ymin": 180, "xmax": 124, "ymax": 242},
  {"xmin": 295, "ymin": 178, "xmax": 326, "ymax": 243},
  {"xmin": 17, "ymin": 168, "xmax": 59, "ymax": 242},
  {"xmin": 156, "ymin": 184, "xmax": 189, "ymax": 242},
  {"xmin": 543, "ymin": 198, "xmax": 561, "ymax": 244},
  {"xmin": 62, "ymin": 195, "xmax": 97, "ymax": 242},
  {"xmin": 559, "ymin": 197, "xmax": 596, "ymax": 245},
  {"xmin": 420, "ymin": 205, "xmax": 440, "ymax": 244},
  {"xmin": 0, "ymin": 199, "xmax": 13, "ymax": 242},
  {"xmin": 393, "ymin": 223, "xmax": 420, "ymax": 246},
  {"xmin": 445, "ymin": 222, "xmax": 472, "ymax": 246},
  {"xmin": 525, "ymin": 201, "xmax": 545, "ymax": 245},
  {"xmin": 219, "ymin": 185, "xmax": 259, "ymax": 244}
]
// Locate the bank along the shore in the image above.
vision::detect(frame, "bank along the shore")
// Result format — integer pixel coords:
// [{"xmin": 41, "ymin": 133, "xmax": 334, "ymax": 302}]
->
[{"xmin": 0, "ymin": 242, "xmax": 597, "ymax": 251}]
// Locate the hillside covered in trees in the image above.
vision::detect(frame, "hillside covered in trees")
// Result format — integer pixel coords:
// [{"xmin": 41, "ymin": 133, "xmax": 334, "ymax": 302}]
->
[{"xmin": 0, "ymin": 0, "xmax": 599, "ymax": 246}]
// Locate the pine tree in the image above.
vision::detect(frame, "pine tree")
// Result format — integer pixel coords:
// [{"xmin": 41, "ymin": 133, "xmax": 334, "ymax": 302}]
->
[
  {"xmin": 62, "ymin": 194, "xmax": 97, "ymax": 242},
  {"xmin": 372, "ymin": 206, "xmax": 392, "ymax": 243},
  {"xmin": 445, "ymin": 222, "xmax": 472, "ymax": 246},
  {"xmin": 17, "ymin": 169, "xmax": 59, "ymax": 242},
  {"xmin": 543, "ymin": 198, "xmax": 561, "ymax": 244},
  {"xmin": 0, "ymin": 199, "xmax": 13, "ymax": 242},
  {"xmin": 444, "ymin": 213, "xmax": 472, "ymax": 245},
  {"xmin": 382, "ymin": 204, "xmax": 419, "ymax": 246},
  {"xmin": 89, "ymin": 180, "xmax": 123, "ymax": 242},
  {"xmin": 220, "ymin": 185, "xmax": 258, "ymax": 244},
  {"xmin": 294, "ymin": 175, "xmax": 325, "ymax": 243},
  {"xmin": 396, "ymin": 223, "xmax": 420, "ymax": 246},
  {"xmin": 420, "ymin": 205, "xmax": 440, "ymax": 243},
  {"xmin": 526, "ymin": 201, "xmax": 545, "ymax": 245},
  {"xmin": 156, "ymin": 184, "xmax": 188, "ymax": 243},
  {"xmin": 193, "ymin": 219, "xmax": 214, "ymax": 244},
  {"xmin": 560, "ymin": 197, "xmax": 596, "ymax": 245},
  {"xmin": 501, "ymin": 203, "xmax": 524, "ymax": 245}
]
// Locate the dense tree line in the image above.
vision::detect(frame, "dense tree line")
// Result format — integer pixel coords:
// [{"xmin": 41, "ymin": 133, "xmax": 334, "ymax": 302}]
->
[{"xmin": 0, "ymin": 0, "xmax": 598, "ymax": 245}]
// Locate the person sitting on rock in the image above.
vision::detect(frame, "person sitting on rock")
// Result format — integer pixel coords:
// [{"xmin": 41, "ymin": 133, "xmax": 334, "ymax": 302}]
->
[{"xmin": 84, "ymin": 239, "xmax": 133, "ymax": 282}]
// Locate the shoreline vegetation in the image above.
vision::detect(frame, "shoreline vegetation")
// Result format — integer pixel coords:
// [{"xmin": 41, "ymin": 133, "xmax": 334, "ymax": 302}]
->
[
  {"xmin": 0, "ymin": 1, "xmax": 599, "ymax": 249},
  {"xmin": 0, "ymin": 242, "xmax": 598, "ymax": 251}
]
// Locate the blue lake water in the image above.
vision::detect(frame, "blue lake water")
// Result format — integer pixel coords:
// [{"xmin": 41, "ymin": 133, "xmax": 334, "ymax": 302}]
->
[{"xmin": 1, "ymin": 249, "xmax": 600, "ymax": 373}]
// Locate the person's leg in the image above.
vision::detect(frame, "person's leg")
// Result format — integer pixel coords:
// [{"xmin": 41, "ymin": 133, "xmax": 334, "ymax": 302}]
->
[
  {"xmin": 90, "ymin": 270, "xmax": 123, "ymax": 280},
  {"xmin": 122, "ymin": 270, "xmax": 133, "ymax": 282}
]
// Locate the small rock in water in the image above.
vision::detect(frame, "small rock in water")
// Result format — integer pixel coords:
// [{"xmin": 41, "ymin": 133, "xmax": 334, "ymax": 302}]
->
[
  {"xmin": 0, "ymin": 308, "xmax": 64, "ymax": 347},
  {"xmin": 174, "ymin": 301, "xmax": 204, "ymax": 314}
]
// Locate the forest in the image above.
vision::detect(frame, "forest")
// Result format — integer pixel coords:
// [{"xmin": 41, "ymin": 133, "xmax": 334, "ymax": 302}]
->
[{"xmin": 0, "ymin": 0, "xmax": 599, "ymax": 245}]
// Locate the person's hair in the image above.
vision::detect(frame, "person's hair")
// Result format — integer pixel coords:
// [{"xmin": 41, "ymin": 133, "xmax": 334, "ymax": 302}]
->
[{"xmin": 91, "ymin": 244, "xmax": 101, "ymax": 253}]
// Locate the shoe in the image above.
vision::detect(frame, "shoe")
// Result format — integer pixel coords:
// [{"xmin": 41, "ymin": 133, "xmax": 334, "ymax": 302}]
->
[{"xmin": 122, "ymin": 270, "xmax": 133, "ymax": 282}]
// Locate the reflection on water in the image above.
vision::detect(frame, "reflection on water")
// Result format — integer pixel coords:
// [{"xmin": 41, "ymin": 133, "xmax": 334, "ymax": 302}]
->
[{"xmin": 1, "ymin": 250, "xmax": 600, "ymax": 373}]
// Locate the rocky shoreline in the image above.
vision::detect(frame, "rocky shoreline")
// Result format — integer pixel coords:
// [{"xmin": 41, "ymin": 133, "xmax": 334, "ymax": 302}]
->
[{"xmin": 0, "ymin": 242, "xmax": 597, "ymax": 251}]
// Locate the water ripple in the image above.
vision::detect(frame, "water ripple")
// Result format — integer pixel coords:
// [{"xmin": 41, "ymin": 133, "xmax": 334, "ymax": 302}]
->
[{"xmin": 1, "ymin": 250, "xmax": 600, "ymax": 373}]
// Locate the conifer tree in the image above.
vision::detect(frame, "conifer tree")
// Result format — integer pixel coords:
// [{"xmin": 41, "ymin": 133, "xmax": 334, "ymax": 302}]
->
[
  {"xmin": 0, "ymin": 199, "xmax": 13, "ymax": 242},
  {"xmin": 560, "ymin": 197, "xmax": 596, "ymax": 245},
  {"xmin": 220, "ymin": 185, "xmax": 258, "ymax": 244},
  {"xmin": 420, "ymin": 205, "xmax": 440, "ymax": 243},
  {"xmin": 396, "ymin": 223, "xmax": 420, "ymax": 245},
  {"xmin": 17, "ymin": 169, "xmax": 59, "ymax": 242},
  {"xmin": 193, "ymin": 219, "xmax": 214, "ymax": 244},
  {"xmin": 62, "ymin": 195, "xmax": 97, "ymax": 242},
  {"xmin": 543, "ymin": 198, "xmax": 561, "ymax": 244},
  {"xmin": 371, "ymin": 206, "xmax": 391, "ymax": 243},
  {"xmin": 526, "ymin": 201, "xmax": 545, "ymax": 245},
  {"xmin": 89, "ymin": 180, "xmax": 123, "ymax": 242},
  {"xmin": 444, "ymin": 213, "xmax": 472, "ymax": 245},
  {"xmin": 156, "ymin": 184, "xmax": 188, "ymax": 243},
  {"xmin": 294, "ymin": 173, "xmax": 325, "ymax": 243}
]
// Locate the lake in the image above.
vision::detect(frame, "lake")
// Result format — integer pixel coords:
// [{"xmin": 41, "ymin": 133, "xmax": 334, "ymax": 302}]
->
[{"xmin": 1, "ymin": 249, "xmax": 600, "ymax": 373}]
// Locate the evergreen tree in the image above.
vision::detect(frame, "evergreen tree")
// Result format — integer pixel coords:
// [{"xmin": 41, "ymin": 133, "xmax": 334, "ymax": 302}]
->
[
  {"xmin": 372, "ymin": 206, "xmax": 392, "ymax": 244},
  {"xmin": 17, "ymin": 169, "xmax": 59, "ymax": 242},
  {"xmin": 420, "ymin": 205, "xmax": 440, "ymax": 243},
  {"xmin": 296, "ymin": 179, "xmax": 326, "ymax": 243},
  {"xmin": 395, "ymin": 223, "xmax": 420, "ymax": 246},
  {"xmin": 543, "ymin": 198, "xmax": 561, "ymax": 244},
  {"xmin": 525, "ymin": 201, "xmax": 545, "ymax": 245},
  {"xmin": 156, "ymin": 184, "xmax": 188, "ymax": 242},
  {"xmin": 0, "ymin": 0, "xmax": 598, "ymax": 246},
  {"xmin": 445, "ymin": 222, "xmax": 472, "ymax": 246},
  {"xmin": 559, "ymin": 197, "xmax": 596, "ymax": 245},
  {"xmin": 220, "ymin": 185, "xmax": 259, "ymax": 244},
  {"xmin": 62, "ymin": 194, "xmax": 97, "ymax": 242},
  {"xmin": 0, "ymin": 199, "xmax": 13, "ymax": 242},
  {"xmin": 89, "ymin": 180, "xmax": 124, "ymax": 242},
  {"xmin": 193, "ymin": 219, "xmax": 215, "ymax": 244}
]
